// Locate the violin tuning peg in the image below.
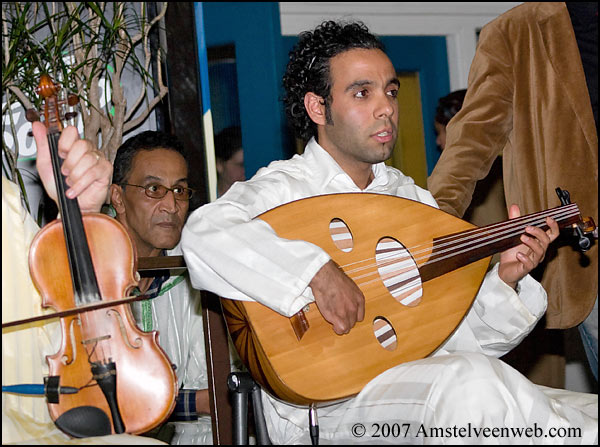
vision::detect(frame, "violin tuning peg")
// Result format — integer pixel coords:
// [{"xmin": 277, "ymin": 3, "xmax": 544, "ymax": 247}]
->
[
  {"xmin": 26, "ymin": 109, "xmax": 40, "ymax": 123},
  {"xmin": 67, "ymin": 94, "xmax": 79, "ymax": 106}
]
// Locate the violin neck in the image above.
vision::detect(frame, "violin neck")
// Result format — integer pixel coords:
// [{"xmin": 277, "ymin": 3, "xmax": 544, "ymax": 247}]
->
[
  {"xmin": 418, "ymin": 204, "xmax": 581, "ymax": 282},
  {"xmin": 48, "ymin": 132, "xmax": 102, "ymax": 305}
]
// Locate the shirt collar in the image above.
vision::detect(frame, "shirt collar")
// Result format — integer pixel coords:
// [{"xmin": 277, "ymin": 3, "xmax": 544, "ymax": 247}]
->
[
  {"xmin": 303, "ymin": 137, "xmax": 390, "ymax": 191},
  {"xmin": 136, "ymin": 249, "xmax": 171, "ymax": 299}
]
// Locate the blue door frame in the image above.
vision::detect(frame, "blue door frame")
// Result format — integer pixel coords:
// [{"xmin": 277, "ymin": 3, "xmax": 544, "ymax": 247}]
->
[{"xmin": 201, "ymin": 3, "xmax": 450, "ymax": 178}]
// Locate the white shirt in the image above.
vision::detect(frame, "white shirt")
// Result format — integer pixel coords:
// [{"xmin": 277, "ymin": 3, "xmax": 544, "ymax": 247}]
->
[
  {"xmin": 182, "ymin": 138, "xmax": 546, "ymax": 359},
  {"xmin": 179, "ymin": 141, "xmax": 600, "ymax": 445}
]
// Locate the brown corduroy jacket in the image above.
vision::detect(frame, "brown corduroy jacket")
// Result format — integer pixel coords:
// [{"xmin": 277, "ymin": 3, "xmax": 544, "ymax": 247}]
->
[{"xmin": 428, "ymin": 2, "xmax": 598, "ymax": 329}]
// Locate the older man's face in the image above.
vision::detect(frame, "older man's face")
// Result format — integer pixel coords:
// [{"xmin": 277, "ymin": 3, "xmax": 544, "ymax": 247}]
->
[{"xmin": 112, "ymin": 148, "xmax": 189, "ymax": 257}]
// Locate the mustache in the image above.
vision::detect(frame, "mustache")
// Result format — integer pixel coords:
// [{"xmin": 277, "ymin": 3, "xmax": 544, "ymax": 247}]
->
[
  {"xmin": 155, "ymin": 217, "xmax": 182, "ymax": 226},
  {"xmin": 372, "ymin": 120, "xmax": 397, "ymax": 134}
]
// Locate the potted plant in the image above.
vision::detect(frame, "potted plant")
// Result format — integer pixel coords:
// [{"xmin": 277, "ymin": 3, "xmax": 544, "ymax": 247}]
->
[{"xmin": 2, "ymin": 2, "xmax": 168, "ymax": 217}]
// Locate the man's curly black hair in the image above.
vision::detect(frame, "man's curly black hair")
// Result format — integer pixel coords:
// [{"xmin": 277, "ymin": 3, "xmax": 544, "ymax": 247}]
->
[
  {"xmin": 282, "ymin": 21, "xmax": 385, "ymax": 142},
  {"xmin": 435, "ymin": 89, "xmax": 467, "ymax": 126}
]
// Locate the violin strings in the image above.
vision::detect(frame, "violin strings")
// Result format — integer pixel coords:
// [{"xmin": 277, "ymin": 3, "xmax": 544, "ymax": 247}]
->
[
  {"xmin": 338, "ymin": 206, "xmax": 579, "ymax": 288},
  {"xmin": 78, "ymin": 298, "xmax": 114, "ymax": 366},
  {"xmin": 48, "ymin": 133, "xmax": 112, "ymax": 367},
  {"xmin": 85, "ymin": 333, "xmax": 99, "ymax": 363}
]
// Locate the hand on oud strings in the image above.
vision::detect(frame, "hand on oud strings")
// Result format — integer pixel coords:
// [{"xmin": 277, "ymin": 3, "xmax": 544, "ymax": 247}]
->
[{"xmin": 498, "ymin": 204, "xmax": 559, "ymax": 289}]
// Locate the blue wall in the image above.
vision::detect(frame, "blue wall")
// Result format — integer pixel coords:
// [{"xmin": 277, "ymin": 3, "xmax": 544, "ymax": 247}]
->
[
  {"xmin": 202, "ymin": 3, "xmax": 450, "ymax": 177},
  {"xmin": 202, "ymin": 2, "xmax": 290, "ymax": 178}
]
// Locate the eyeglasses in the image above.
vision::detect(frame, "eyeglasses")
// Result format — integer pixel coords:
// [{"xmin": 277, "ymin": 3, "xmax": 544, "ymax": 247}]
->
[{"xmin": 121, "ymin": 183, "xmax": 194, "ymax": 201}]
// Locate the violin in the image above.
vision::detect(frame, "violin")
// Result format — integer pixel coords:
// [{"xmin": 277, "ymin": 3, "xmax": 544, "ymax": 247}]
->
[{"xmin": 27, "ymin": 74, "xmax": 177, "ymax": 437}]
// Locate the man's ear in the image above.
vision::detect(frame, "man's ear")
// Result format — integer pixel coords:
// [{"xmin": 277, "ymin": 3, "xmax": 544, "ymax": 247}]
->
[
  {"xmin": 109, "ymin": 184, "xmax": 126, "ymax": 215},
  {"xmin": 216, "ymin": 158, "xmax": 224, "ymax": 176},
  {"xmin": 304, "ymin": 92, "xmax": 327, "ymax": 126}
]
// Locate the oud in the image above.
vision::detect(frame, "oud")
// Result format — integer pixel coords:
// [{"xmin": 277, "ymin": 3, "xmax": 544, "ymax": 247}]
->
[{"xmin": 222, "ymin": 192, "xmax": 595, "ymax": 405}]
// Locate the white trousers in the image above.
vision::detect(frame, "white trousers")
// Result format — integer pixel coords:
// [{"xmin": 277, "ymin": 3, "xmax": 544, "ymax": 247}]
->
[{"xmin": 262, "ymin": 352, "xmax": 598, "ymax": 445}]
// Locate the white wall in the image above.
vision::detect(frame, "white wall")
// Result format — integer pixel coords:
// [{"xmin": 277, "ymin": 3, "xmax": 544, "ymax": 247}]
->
[{"xmin": 279, "ymin": 2, "xmax": 521, "ymax": 91}]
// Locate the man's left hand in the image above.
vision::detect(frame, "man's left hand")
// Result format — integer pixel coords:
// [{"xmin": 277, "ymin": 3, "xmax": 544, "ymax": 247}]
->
[{"xmin": 498, "ymin": 204, "xmax": 559, "ymax": 289}]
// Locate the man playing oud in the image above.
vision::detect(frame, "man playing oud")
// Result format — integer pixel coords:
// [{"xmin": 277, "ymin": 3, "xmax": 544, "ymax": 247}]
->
[{"xmin": 181, "ymin": 21, "xmax": 597, "ymax": 444}]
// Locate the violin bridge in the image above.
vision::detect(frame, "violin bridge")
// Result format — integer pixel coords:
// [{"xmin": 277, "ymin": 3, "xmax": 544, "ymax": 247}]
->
[{"xmin": 81, "ymin": 334, "xmax": 111, "ymax": 345}]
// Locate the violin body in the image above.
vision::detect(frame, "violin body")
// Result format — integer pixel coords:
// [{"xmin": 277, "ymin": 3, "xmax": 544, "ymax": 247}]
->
[
  {"xmin": 27, "ymin": 74, "xmax": 177, "ymax": 436},
  {"xmin": 29, "ymin": 213, "xmax": 177, "ymax": 434}
]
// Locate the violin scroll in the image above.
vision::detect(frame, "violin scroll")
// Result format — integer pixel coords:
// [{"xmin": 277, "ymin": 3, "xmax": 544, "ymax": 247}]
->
[
  {"xmin": 36, "ymin": 73, "xmax": 60, "ymax": 99},
  {"xmin": 26, "ymin": 74, "xmax": 79, "ymax": 133}
]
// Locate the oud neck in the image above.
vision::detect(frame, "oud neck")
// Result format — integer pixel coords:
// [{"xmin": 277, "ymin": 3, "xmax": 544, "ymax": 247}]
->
[
  {"xmin": 418, "ymin": 204, "xmax": 581, "ymax": 282},
  {"xmin": 48, "ymin": 132, "xmax": 101, "ymax": 305}
]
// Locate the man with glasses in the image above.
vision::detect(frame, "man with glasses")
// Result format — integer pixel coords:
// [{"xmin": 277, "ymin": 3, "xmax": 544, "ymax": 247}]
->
[{"xmin": 109, "ymin": 131, "xmax": 213, "ymax": 444}]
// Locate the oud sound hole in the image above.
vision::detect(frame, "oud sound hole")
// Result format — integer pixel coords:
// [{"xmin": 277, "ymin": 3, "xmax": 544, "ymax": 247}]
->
[
  {"xmin": 375, "ymin": 237, "xmax": 422, "ymax": 307},
  {"xmin": 329, "ymin": 218, "xmax": 353, "ymax": 252},
  {"xmin": 373, "ymin": 317, "xmax": 397, "ymax": 351}
]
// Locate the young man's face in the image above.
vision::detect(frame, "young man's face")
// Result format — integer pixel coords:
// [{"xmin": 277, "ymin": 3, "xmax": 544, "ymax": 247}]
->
[
  {"xmin": 110, "ymin": 148, "xmax": 189, "ymax": 257},
  {"xmin": 316, "ymin": 48, "xmax": 399, "ymax": 177}
]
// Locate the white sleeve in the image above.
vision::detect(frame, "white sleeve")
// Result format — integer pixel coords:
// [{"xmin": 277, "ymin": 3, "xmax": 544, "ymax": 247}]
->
[
  {"xmin": 181, "ymin": 179, "xmax": 330, "ymax": 317},
  {"xmin": 441, "ymin": 263, "xmax": 547, "ymax": 357}
]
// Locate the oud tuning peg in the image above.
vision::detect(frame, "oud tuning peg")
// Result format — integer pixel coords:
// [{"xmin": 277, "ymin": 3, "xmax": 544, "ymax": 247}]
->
[{"xmin": 556, "ymin": 187, "xmax": 595, "ymax": 252}]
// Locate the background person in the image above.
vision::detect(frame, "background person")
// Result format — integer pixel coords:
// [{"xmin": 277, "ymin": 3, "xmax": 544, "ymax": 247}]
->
[
  {"xmin": 433, "ymin": 89, "xmax": 507, "ymax": 239},
  {"xmin": 110, "ymin": 130, "xmax": 239, "ymax": 444},
  {"xmin": 427, "ymin": 2, "xmax": 598, "ymax": 381},
  {"xmin": 214, "ymin": 126, "xmax": 245, "ymax": 197}
]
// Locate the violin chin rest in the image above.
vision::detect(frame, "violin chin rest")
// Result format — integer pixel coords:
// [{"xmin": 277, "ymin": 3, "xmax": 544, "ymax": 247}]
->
[{"xmin": 55, "ymin": 405, "xmax": 112, "ymax": 438}]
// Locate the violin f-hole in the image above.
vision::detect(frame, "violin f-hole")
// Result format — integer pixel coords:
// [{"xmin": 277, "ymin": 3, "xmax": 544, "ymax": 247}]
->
[{"xmin": 107, "ymin": 309, "xmax": 143, "ymax": 349}]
